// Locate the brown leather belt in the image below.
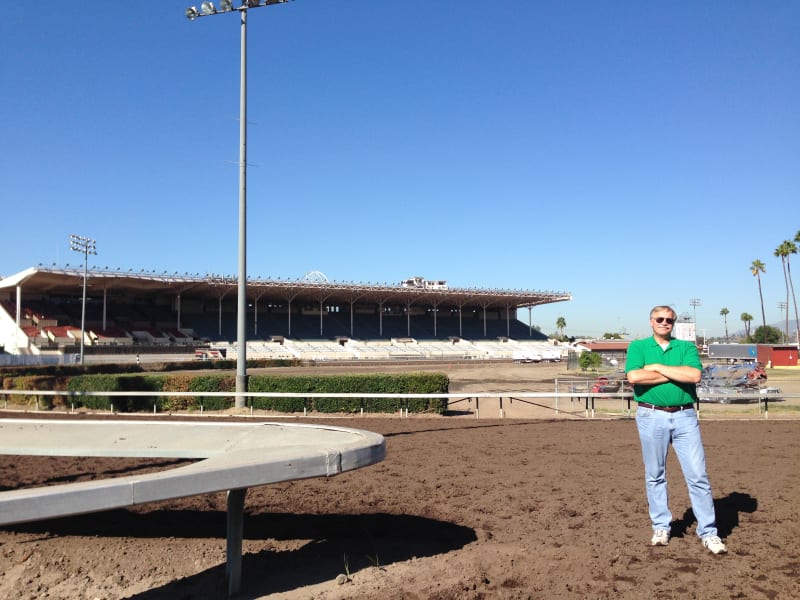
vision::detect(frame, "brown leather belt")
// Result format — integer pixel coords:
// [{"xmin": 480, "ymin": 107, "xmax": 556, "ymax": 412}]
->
[{"xmin": 637, "ymin": 402, "xmax": 694, "ymax": 413}]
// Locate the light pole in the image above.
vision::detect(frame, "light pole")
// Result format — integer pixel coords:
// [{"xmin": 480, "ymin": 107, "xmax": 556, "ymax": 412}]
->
[
  {"xmin": 69, "ymin": 234, "xmax": 97, "ymax": 365},
  {"xmin": 778, "ymin": 301, "xmax": 788, "ymax": 342},
  {"xmin": 689, "ymin": 298, "xmax": 701, "ymax": 334},
  {"xmin": 185, "ymin": 0, "xmax": 289, "ymax": 408}
]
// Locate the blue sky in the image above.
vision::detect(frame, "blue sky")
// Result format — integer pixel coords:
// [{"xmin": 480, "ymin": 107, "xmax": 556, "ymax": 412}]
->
[{"xmin": 2, "ymin": 1, "xmax": 798, "ymax": 339}]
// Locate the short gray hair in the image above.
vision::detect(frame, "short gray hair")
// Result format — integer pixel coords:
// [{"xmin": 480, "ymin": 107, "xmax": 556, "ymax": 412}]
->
[{"xmin": 650, "ymin": 305, "xmax": 676, "ymax": 319}]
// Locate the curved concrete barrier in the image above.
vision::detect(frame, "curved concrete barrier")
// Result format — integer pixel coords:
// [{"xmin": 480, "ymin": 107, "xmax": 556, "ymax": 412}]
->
[{"xmin": 0, "ymin": 418, "xmax": 386, "ymax": 596}]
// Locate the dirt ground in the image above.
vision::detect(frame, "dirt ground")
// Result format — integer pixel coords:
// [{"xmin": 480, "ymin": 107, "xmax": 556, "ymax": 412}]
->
[{"xmin": 1, "ymin": 363, "xmax": 799, "ymax": 599}]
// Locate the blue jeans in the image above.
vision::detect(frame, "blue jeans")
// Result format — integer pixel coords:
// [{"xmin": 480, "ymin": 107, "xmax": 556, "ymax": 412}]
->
[{"xmin": 635, "ymin": 406, "xmax": 719, "ymax": 539}]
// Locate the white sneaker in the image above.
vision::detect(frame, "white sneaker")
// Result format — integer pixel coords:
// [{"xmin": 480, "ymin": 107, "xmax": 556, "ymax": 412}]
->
[
  {"xmin": 651, "ymin": 529, "xmax": 670, "ymax": 546},
  {"xmin": 702, "ymin": 535, "xmax": 728, "ymax": 554}
]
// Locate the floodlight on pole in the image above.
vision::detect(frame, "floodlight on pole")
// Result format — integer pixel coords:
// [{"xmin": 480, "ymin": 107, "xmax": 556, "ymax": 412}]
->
[
  {"xmin": 778, "ymin": 301, "xmax": 788, "ymax": 342},
  {"xmin": 184, "ymin": 0, "xmax": 290, "ymax": 414},
  {"xmin": 69, "ymin": 234, "xmax": 97, "ymax": 366},
  {"xmin": 689, "ymin": 298, "xmax": 701, "ymax": 325}
]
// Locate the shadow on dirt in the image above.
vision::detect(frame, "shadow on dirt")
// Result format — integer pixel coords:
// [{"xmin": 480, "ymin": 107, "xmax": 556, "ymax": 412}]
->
[
  {"xmin": 670, "ymin": 491, "xmax": 758, "ymax": 539},
  {"xmin": 5, "ymin": 510, "xmax": 477, "ymax": 599}
]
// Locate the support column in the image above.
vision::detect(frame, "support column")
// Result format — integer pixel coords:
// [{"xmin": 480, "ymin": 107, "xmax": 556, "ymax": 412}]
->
[
  {"xmin": 226, "ymin": 487, "xmax": 248, "ymax": 597},
  {"xmin": 15, "ymin": 285, "xmax": 22, "ymax": 352}
]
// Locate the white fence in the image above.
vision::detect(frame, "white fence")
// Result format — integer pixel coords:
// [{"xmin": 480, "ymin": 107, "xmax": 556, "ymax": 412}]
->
[{"xmin": 2, "ymin": 388, "xmax": 794, "ymax": 420}]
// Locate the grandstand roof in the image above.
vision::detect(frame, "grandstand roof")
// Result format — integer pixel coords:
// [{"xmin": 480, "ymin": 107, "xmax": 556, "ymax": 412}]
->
[{"xmin": 0, "ymin": 266, "xmax": 571, "ymax": 311}]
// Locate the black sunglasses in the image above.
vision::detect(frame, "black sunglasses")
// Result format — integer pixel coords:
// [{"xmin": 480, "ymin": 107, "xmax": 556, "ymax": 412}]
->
[{"xmin": 653, "ymin": 317, "xmax": 675, "ymax": 324}]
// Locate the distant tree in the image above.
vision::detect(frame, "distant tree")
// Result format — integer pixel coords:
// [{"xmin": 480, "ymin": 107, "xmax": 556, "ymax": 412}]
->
[
  {"xmin": 749, "ymin": 325, "xmax": 782, "ymax": 345},
  {"xmin": 775, "ymin": 241, "xmax": 793, "ymax": 343},
  {"xmin": 750, "ymin": 259, "xmax": 767, "ymax": 340},
  {"xmin": 556, "ymin": 316, "xmax": 566, "ymax": 339},
  {"xmin": 720, "ymin": 307, "xmax": 730, "ymax": 342},
  {"xmin": 602, "ymin": 332, "xmax": 623, "ymax": 339},
  {"xmin": 740, "ymin": 312, "xmax": 753, "ymax": 339},
  {"xmin": 578, "ymin": 351, "xmax": 602, "ymax": 371}
]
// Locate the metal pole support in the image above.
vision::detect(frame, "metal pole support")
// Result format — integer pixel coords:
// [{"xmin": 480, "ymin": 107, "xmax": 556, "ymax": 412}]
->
[{"xmin": 227, "ymin": 487, "xmax": 248, "ymax": 597}]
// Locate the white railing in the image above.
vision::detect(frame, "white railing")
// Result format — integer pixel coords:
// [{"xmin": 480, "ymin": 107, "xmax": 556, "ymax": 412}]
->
[{"xmin": 2, "ymin": 389, "xmax": 795, "ymax": 419}]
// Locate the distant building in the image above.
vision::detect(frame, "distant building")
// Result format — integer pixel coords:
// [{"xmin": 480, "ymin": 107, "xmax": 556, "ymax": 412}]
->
[
  {"xmin": 769, "ymin": 344, "xmax": 798, "ymax": 367},
  {"xmin": 574, "ymin": 341, "xmax": 630, "ymax": 366},
  {"xmin": 673, "ymin": 314, "xmax": 696, "ymax": 342}
]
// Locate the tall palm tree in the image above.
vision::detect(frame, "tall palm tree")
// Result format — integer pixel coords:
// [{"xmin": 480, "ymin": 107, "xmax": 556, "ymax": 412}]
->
[
  {"xmin": 740, "ymin": 312, "xmax": 753, "ymax": 339},
  {"xmin": 750, "ymin": 259, "xmax": 767, "ymax": 341},
  {"xmin": 720, "ymin": 307, "xmax": 730, "ymax": 342},
  {"xmin": 789, "ymin": 233, "xmax": 800, "ymax": 346},
  {"xmin": 556, "ymin": 316, "xmax": 566, "ymax": 339},
  {"xmin": 775, "ymin": 241, "xmax": 793, "ymax": 343}
]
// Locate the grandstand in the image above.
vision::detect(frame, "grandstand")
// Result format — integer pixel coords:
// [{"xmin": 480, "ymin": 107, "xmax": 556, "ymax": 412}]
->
[{"xmin": 0, "ymin": 266, "xmax": 571, "ymax": 364}]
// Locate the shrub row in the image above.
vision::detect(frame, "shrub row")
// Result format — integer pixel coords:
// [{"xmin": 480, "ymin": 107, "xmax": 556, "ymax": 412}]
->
[
  {"xmin": 247, "ymin": 373, "xmax": 449, "ymax": 414},
  {"xmin": 55, "ymin": 372, "xmax": 449, "ymax": 414},
  {"xmin": 0, "ymin": 375, "xmax": 64, "ymax": 409}
]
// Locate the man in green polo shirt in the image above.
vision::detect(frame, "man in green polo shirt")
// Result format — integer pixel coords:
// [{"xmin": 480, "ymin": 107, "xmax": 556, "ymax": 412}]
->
[{"xmin": 625, "ymin": 305, "xmax": 727, "ymax": 554}]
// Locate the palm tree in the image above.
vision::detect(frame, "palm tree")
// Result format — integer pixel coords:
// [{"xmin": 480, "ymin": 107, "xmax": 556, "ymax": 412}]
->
[
  {"xmin": 789, "ymin": 232, "xmax": 800, "ymax": 346},
  {"xmin": 750, "ymin": 259, "xmax": 767, "ymax": 340},
  {"xmin": 556, "ymin": 316, "xmax": 566, "ymax": 339},
  {"xmin": 740, "ymin": 312, "xmax": 753, "ymax": 339},
  {"xmin": 775, "ymin": 241, "xmax": 793, "ymax": 343},
  {"xmin": 720, "ymin": 307, "xmax": 730, "ymax": 342}
]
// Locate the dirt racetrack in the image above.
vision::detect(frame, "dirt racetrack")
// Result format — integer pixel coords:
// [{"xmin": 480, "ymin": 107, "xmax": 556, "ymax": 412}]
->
[{"xmin": 1, "ymin": 363, "xmax": 799, "ymax": 599}]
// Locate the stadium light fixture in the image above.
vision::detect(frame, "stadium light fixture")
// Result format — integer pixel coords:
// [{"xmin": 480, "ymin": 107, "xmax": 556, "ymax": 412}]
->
[
  {"xmin": 778, "ymin": 301, "xmax": 788, "ymax": 343},
  {"xmin": 69, "ymin": 234, "xmax": 97, "ymax": 366},
  {"xmin": 183, "ymin": 0, "xmax": 290, "ymax": 410}
]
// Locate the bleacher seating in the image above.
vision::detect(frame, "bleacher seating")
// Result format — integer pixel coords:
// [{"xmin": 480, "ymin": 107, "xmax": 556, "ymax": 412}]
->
[
  {"xmin": 284, "ymin": 340, "xmax": 356, "ymax": 361},
  {"xmin": 1, "ymin": 291, "xmax": 553, "ymax": 363},
  {"xmin": 43, "ymin": 325, "xmax": 81, "ymax": 346},
  {"xmin": 91, "ymin": 327, "xmax": 134, "ymax": 347},
  {"xmin": 471, "ymin": 341, "xmax": 516, "ymax": 359},
  {"xmin": 346, "ymin": 340, "xmax": 393, "ymax": 360},
  {"xmin": 131, "ymin": 327, "xmax": 171, "ymax": 345},
  {"xmin": 248, "ymin": 341, "xmax": 297, "ymax": 360}
]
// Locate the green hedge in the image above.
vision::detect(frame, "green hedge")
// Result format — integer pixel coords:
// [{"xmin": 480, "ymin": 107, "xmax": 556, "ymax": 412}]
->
[
  {"xmin": 247, "ymin": 372, "xmax": 449, "ymax": 414},
  {"xmin": 66, "ymin": 374, "xmax": 166, "ymax": 411},
  {"xmin": 67, "ymin": 374, "xmax": 120, "ymax": 411},
  {"xmin": 1, "ymin": 375, "xmax": 60, "ymax": 409},
  {"xmin": 188, "ymin": 375, "xmax": 235, "ymax": 411},
  {"xmin": 61, "ymin": 372, "xmax": 449, "ymax": 414}
]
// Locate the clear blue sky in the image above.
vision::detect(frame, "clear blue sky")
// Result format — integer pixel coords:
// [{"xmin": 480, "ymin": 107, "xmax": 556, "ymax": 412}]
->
[{"xmin": 2, "ymin": 1, "xmax": 798, "ymax": 339}]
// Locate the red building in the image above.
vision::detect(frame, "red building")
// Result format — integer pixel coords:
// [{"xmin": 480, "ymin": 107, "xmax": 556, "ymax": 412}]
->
[{"xmin": 765, "ymin": 344, "xmax": 799, "ymax": 368}]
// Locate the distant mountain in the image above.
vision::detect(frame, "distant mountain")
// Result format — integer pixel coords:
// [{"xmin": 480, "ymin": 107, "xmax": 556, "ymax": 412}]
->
[{"xmin": 730, "ymin": 319, "xmax": 798, "ymax": 339}]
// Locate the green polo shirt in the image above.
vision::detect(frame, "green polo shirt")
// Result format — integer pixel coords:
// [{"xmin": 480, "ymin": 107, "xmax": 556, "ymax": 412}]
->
[{"xmin": 624, "ymin": 336, "xmax": 702, "ymax": 406}]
